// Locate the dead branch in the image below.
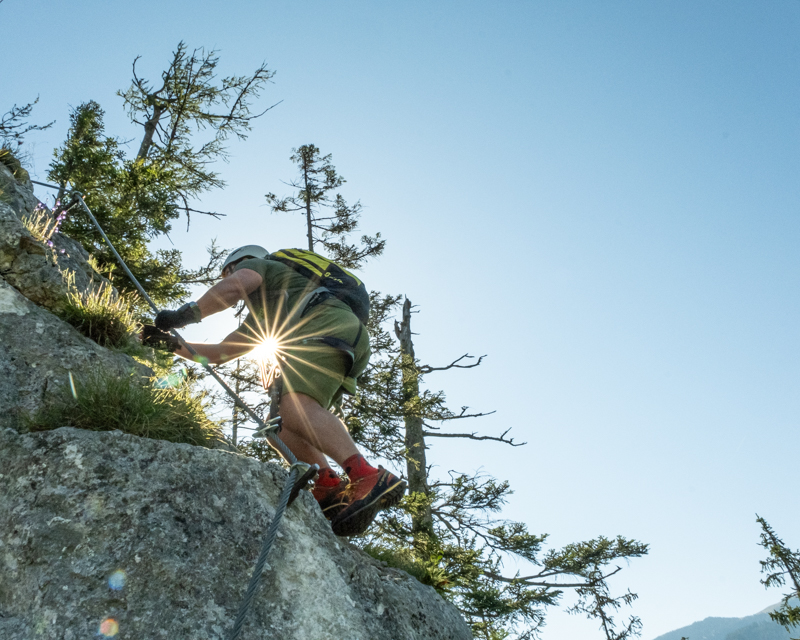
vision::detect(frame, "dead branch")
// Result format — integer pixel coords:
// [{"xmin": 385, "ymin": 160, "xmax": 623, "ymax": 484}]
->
[
  {"xmin": 420, "ymin": 353, "xmax": 486, "ymax": 374},
  {"xmin": 423, "ymin": 427, "xmax": 523, "ymax": 446}
]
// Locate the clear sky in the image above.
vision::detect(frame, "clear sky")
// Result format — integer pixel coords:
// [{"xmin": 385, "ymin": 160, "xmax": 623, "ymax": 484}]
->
[{"xmin": 2, "ymin": 1, "xmax": 799, "ymax": 638}]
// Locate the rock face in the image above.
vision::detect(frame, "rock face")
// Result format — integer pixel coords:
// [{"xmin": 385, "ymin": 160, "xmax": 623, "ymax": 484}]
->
[
  {"xmin": 0, "ymin": 163, "xmax": 104, "ymax": 314},
  {"xmin": 0, "ymin": 162, "xmax": 148, "ymax": 430},
  {"xmin": 0, "ymin": 428, "xmax": 472, "ymax": 640}
]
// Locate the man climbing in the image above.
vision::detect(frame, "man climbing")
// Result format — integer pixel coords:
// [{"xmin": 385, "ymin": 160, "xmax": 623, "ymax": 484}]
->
[{"xmin": 145, "ymin": 245, "xmax": 406, "ymax": 537}]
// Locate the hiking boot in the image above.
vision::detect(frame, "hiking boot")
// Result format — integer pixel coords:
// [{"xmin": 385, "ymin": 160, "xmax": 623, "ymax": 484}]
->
[
  {"xmin": 330, "ymin": 467, "xmax": 407, "ymax": 537},
  {"xmin": 312, "ymin": 478, "xmax": 350, "ymax": 520}
]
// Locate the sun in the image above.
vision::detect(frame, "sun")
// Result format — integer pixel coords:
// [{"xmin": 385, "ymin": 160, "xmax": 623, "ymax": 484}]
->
[
  {"xmin": 250, "ymin": 336, "xmax": 282, "ymax": 389},
  {"xmin": 252, "ymin": 336, "xmax": 281, "ymax": 366}
]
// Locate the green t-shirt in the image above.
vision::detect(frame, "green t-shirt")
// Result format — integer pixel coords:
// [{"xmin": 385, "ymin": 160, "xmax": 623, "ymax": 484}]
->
[
  {"xmin": 232, "ymin": 257, "xmax": 371, "ymax": 407},
  {"xmin": 233, "ymin": 257, "xmax": 352, "ymax": 342}
]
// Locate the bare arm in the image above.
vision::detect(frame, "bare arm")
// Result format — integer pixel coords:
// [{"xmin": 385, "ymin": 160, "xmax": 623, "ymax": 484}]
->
[
  {"xmin": 175, "ymin": 328, "xmax": 255, "ymax": 365},
  {"xmin": 195, "ymin": 268, "xmax": 263, "ymax": 319}
]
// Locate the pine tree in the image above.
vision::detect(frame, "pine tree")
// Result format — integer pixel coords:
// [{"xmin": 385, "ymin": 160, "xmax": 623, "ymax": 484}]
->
[
  {"xmin": 48, "ymin": 102, "xmax": 190, "ymax": 306},
  {"xmin": 265, "ymin": 144, "xmax": 385, "ymax": 267},
  {"xmin": 757, "ymin": 515, "xmax": 800, "ymax": 639},
  {"xmin": 119, "ymin": 41, "xmax": 274, "ymax": 222}
]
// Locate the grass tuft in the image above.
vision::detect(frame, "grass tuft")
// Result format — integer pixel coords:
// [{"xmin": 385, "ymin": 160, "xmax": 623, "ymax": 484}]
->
[
  {"xmin": 26, "ymin": 372, "xmax": 224, "ymax": 447},
  {"xmin": 57, "ymin": 274, "xmax": 138, "ymax": 349},
  {"xmin": 20, "ymin": 204, "xmax": 59, "ymax": 244}
]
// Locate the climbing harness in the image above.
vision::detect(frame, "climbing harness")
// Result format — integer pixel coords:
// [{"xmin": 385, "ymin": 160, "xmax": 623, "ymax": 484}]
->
[{"xmin": 30, "ymin": 180, "xmax": 315, "ymax": 640}]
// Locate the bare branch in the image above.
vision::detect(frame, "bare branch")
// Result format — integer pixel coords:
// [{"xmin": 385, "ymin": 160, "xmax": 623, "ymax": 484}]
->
[
  {"xmin": 423, "ymin": 428, "xmax": 524, "ymax": 446},
  {"xmin": 420, "ymin": 353, "xmax": 486, "ymax": 374}
]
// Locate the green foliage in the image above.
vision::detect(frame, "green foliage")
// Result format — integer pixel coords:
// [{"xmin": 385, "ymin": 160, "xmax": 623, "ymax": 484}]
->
[
  {"xmin": 47, "ymin": 42, "xmax": 267, "ymax": 310},
  {"xmin": 344, "ymin": 298, "xmax": 648, "ymax": 640},
  {"xmin": 56, "ymin": 275, "xmax": 138, "ymax": 349},
  {"xmin": 26, "ymin": 372, "xmax": 223, "ymax": 447},
  {"xmin": 118, "ymin": 41, "xmax": 273, "ymax": 209},
  {"xmin": 758, "ymin": 516, "xmax": 800, "ymax": 639},
  {"xmin": 48, "ymin": 101, "xmax": 188, "ymax": 307}
]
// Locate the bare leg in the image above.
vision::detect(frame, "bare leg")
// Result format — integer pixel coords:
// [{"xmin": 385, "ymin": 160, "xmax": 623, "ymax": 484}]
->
[{"xmin": 279, "ymin": 392, "xmax": 359, "ymax": 467}]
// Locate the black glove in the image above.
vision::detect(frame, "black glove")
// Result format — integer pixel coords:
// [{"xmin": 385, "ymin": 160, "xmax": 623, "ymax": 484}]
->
[
  {"xmin": 141, "ymin": 324, "xmax": 182, "ymax": 352},
  {"xmin": 154, "ymin": 302, "xmax": 202, "ymax": 331}
]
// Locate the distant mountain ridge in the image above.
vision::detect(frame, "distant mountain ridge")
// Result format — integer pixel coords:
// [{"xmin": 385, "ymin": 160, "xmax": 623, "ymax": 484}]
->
[{"xmin": 651, "ymin": 601, "xmax": 798, "ymax": 640}]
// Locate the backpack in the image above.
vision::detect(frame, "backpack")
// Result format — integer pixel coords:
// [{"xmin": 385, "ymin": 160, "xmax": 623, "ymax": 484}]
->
[{"xmin": 270, "ymin": 249, "xmax": 370, "ymax": 324}]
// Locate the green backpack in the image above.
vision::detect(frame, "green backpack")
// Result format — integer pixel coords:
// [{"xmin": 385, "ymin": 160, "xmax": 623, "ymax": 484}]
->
[{"xmin": 270, "ymin": 249, "xmax": 370, "ymax": 324}]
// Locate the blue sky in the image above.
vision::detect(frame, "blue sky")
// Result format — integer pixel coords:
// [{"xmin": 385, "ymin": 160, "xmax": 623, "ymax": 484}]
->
[{"xmin": 3, "ymin": 1, "xmax": 799, "ymax": 637}]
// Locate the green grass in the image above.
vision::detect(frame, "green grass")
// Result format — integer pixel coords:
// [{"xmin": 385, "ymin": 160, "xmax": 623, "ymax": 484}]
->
[
  {"xmin": 57, "ymin": 276, "xmax": 138, "ymax": 349},
  {"xmin": 26, "ymin": 372, "xmax": 224, "ymax": 447}
]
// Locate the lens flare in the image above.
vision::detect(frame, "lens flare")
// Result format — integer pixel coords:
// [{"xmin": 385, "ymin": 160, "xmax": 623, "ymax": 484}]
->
[
  {"xmin": 250, "ymin": 336, "xmax": 282, "ymax": 389},
  {"xmin": 98, "ymin": 618, "xmax": 119, "ymax": 637},
  {"xmin": 253, "ymin": 337, "xmax": 280, "ymax": 364},
  {"xmin": 108, "ymin": 570, "xmax": 126, "ymax": 591}
]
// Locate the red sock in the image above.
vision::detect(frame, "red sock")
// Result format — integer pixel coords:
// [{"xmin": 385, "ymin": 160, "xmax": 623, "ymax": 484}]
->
[
  {"xmin": 316, "ymin": 467, "xmax": 341, "ymax": 487},
  {"xmin": 342, "ymin": 454, "xmax": 379, "ymax": 481}
]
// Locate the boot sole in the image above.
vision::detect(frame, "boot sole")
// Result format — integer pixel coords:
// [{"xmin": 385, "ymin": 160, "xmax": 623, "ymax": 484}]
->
[{"xmin": 331, "ymin": 478, "xmax": 407, "ymax": 537}]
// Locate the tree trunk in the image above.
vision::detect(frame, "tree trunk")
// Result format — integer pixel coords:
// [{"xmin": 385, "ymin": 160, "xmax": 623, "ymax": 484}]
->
[
  {"xmin": 394, "ymin": 298, "xmax": 434, "ymax": 537},
  {"xmin": 302, "ymin": 160, "xmax": 314, "ymax": 251},
  {"xmin": 136, "ymin": 103, "xmax": 166, "ymax": 160}
]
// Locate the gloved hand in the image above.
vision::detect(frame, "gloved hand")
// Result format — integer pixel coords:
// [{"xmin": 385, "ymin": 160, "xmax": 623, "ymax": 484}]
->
[
  {"xmin": 154, "ymin": 302, "xmax": 202, "ymax": 331},
  {"xmin": 141, "ymin": 324, "xmax": 182, "ymax": 352}
]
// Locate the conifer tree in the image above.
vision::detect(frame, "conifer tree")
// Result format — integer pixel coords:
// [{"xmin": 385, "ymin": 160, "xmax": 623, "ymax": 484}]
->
[
  {"xmin": 119, "ymin": 41, "xmax": 274, "ymax": 222},
  {"xmin": 48, "ymin": 102, "xmax": 196, "ymax": 306},
  {"xmin": 757, "ymin": 516, "xmax": 800, "ymax": 638},
  {"xmin": 352, "ymin": 298, "xmax": 648, "ymax": 640},
  {"xmin": 48, "ymin": 43, "xmax": 272, "ymax": 308},
  {"xmin": 265, "ymin": 144, "xmax": 385, "ymax": 267}
]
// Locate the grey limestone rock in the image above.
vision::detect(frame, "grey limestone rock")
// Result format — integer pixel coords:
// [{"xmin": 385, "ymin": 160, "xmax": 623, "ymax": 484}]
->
[
  {"xmin": 0, "ymin": 193, "xmax": 105, "ymax": 314},
  {"xmin": 0, "ymin": 161, "xmax": 38, "ymax": 219},
  {"xmin": 0, "ymin": 427, "xmax": 472, "ymax": 640},
  {"xmin": 0, "ymin": 278, "xmax": 149, "ymax": 430}
]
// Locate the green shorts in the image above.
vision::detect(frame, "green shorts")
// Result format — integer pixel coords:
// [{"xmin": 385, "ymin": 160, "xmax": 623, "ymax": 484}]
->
[{"xmin": 276, "ymin": 300, "xmax": 370, "ymax": 409}]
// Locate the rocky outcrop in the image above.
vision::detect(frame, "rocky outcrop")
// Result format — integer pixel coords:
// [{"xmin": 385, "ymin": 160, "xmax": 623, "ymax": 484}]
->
[
  {"xmin": 0, "ymin": 278, "xmax": 147, "ymax": 430},
  {"xmin": 0, "ymin": 428, "xmax": 472, "ymax": 640},
  {"xmin": 0, "ymin": 163, "xmax": 103, "ymax": 313},
  {"xmin": 0, "ymin": 162, "xmax": 147, "ymax": 429}
]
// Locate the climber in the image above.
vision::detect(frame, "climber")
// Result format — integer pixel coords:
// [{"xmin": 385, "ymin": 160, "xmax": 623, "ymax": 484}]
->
[{"xmin": 142, "ymin": 245, "xmax": 406, "ymax": 537}]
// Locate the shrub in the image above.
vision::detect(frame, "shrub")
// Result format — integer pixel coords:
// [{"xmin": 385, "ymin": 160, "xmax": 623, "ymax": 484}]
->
[
  {"xmin": 26, "ymin": 372, "xmax": 224, "ymax": 447},
  {"xmin": 57, "ymin": 276, "xmax": 138, "ymax": 348}
]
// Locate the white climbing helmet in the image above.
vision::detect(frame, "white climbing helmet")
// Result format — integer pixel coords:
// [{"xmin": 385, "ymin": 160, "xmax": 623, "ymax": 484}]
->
[{"xmin": 221, "ymin": 245, "xmax": 270, "ymax": 274}]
